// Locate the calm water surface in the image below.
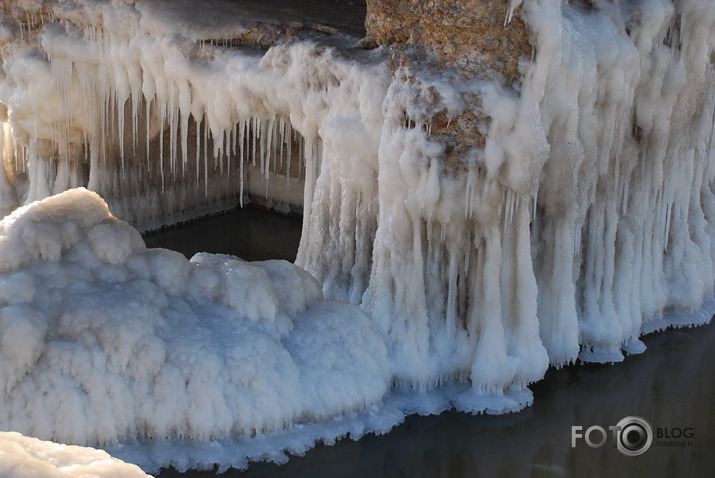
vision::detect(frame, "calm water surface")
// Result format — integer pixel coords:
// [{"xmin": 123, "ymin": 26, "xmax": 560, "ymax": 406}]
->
[
  {"xmin": 146, "ymin": 207, "xmax": 715, "ymax": 478},
  {"xmin": 143, "ymin": 207, "xmax": 302, "ymax": 262}
]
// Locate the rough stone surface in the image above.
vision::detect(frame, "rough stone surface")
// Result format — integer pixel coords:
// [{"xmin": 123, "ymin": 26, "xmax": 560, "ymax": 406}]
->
[
  {"xmin": 365, "ymin": 0, "xmax": 535, "ymax": 171},
  {"xmin": 366, "ymin": 0, "xmax": 532, "ymax": 83},
  {"xmin": 0, "ymin": 0, "xmax": 368, "ymax": 50}
]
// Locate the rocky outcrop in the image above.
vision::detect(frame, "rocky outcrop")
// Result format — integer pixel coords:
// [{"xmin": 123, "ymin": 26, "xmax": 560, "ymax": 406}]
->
[
  {"xmin": 364, "ymin": 0, "xmax": 536, "ymax": 175},
  {"xmin": 366, "ymin": 0, "xmax": 532, "ymax": 83}
]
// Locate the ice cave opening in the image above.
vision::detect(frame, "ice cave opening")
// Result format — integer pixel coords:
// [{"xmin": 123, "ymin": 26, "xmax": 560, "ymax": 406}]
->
[{"xmin": 0, "ymin": 0, "xmax": 714, "ymax": 474}]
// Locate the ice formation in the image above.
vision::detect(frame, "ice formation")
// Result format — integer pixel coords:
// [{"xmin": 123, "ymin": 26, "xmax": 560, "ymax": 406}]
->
[
  {"xmin": 0, "ymin": 431, "xmax": 151, "ymax": 477},
  {"xmin": 0, "ymin": 0, "xmax": 714, "ymax": 472},
  {"xmin": 0, "ymin": 0, "xmax": 388, "ymax": 228},
  {"xmin": 0, "ymin": 188, "xmax": 389, "ymax": 449}
]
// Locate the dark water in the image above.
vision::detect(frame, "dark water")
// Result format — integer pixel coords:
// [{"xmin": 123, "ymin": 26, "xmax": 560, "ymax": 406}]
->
[
  {"xmin": 143, "ymin": 207, "xmax": 302, "ymax": 262},
  {"xmin": 147, "ymin": 208, "xmax": 715, "ymax": 478}
]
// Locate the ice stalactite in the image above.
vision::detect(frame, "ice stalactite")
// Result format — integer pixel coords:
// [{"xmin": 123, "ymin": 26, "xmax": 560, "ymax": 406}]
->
[
  {"xmin": 521, "ymin": 0, "xmax": 715, "ymax": 364},
  {"xmin": 296, "ymin": 119, "xmax": 381, "ymax": 304},
  {"xmin": 363, "ymin": 113, "xmax": 549, "ymax": 407},
  {"xmin": 359, "ymin": 0, "xmax": 715, "ymax": 401},
  {"xmin": 0, "ymin": 117, "xmax": 19, "ymax": 216},
  {"xmin": 0, "ymin": 1, "xmax": 390, "ymax": 230}
]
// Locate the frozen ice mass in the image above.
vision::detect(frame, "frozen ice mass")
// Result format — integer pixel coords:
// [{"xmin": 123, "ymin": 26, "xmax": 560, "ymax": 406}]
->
[
  {"xmin": 0, "ymin": 431, "xmax": 150, "ymax": 477},
  {"xmin": 0, "ymin": 188, "xmax": 391, "ymax": 471},
  {"xmin": 0, "ymin": 0, "xmax": 714, "ymax": 473}
]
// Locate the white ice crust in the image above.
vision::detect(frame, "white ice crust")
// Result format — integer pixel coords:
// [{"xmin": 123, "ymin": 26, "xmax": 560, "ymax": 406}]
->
[
  {"xmin": 0, "ymin": 189, "xmax": 390, "ymax": 472},
  {"xmin": 0, "ymin": 431, "xmax": 151, "ymax": 477}
]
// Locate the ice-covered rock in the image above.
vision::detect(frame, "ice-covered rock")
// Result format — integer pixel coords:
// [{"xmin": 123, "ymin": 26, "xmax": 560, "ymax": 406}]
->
[
  {"xmin": 0, "ymin": 189, "xmax": 390, "ymax": 449},
  {"xmin": 0, "ymin": 431, "xmax": 151, "ymax": 477}
]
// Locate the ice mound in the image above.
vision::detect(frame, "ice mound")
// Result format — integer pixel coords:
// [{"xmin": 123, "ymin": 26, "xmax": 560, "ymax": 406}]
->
[
  {"xmin": 0, "ymin": 431, "xmax": 151, "ymax": 478},
  {"xmin": 0, "ymin": 188, "xmax": 390, "ymax": 446}
]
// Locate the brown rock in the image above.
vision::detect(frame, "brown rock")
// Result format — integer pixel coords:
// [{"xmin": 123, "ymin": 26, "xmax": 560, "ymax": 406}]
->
[{"xmin": 366, "ymin": 0, "xmax": 532, "ymax": 84}]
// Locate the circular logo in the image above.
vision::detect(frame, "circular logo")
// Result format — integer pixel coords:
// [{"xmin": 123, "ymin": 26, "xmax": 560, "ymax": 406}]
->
[{"xmin": 616, "ymin": 416, "xmax": 653, "ymax": 456}]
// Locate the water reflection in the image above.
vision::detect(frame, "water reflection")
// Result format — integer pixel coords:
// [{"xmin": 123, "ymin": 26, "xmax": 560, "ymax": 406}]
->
[
  {"xmin": 143, "ymin": 207, "xmax": 302, "ymax": 262},
  {"xmin": 157, "ymin": 321, "xmax": 715, "ymax": 478},
  {"xmin": 149, "ymin": 208, "xmax": 715, "ymax": 478}
]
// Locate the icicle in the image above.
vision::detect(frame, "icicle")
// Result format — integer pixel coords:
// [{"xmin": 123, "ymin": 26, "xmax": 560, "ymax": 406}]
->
[
  {"xmin": 251, "ymin": 116, "xmax": 258, "ymax": 166},
  {"xmin": 195, "ymin": 115, "xmax": 201, "ymax": 189},
  {"xmin": 297, "ymin": 133, "xmax": 304, "ymax": 179},
  {"xmin": 239, "ymin": 146, "xmax": 245, "ymax": 208},
  {"xmin": 238, "ymin": 119, "xmax": 246, "ymax": 163},
  {"xmin": 222, "ymin": 129, "xmax": 228, "ymax": 175},
  {"xmin": 203, "ymin": 116, "xmax": 209, "ymax": 197},
  {"xmin": 259, "ymin": 118, "xmax": 268, "ymax": 181},
  {"xmin": 158, "ymin": 100, "xmax": 166, "ymax": 192},
  {"xmin": 278, "ymin": 116, "xmax": 285, "ymax": 170},
  {"xmin": 131, "ymin": 86, "xmax": 140, "ymax": 156},
  {"xmin": 265, "ymin": 116, "xmax": 274, "ymax": 182},
  {"xmin": 230, "ymin": 122, "xmax": 237, "ymax": 157},
  {"xmin": 168, "ymin": 81, "xmax": 178, "ymax": 179},
  {"xmin": 179, "ymin": 83, "xmax": 191, "ymax": 176},
  {"xmin": 286, "ymin": 121, "xmax": 293, "ymax": 181},
  {"xmin": 227, "ymin": 124, "xmax": 235, "ymax": 177},
  {"xmin": 240, "ymin": 119, "xmax": 247, "ymax": 206},
  {"xmin": 301, "ymin": 138, "xmax": 316, "ymax": 238},
  {"xmin": 145, "ymin": 98, "xmax": 152, "ymax": 172},
  {"xmin": 117, "ymin": 89, "xmax": 126, "ymax": 178}
]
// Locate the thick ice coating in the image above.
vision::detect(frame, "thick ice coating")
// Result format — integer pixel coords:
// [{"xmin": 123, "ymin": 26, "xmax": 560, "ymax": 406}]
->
[
  {"xmin": 0, "ymin": 0, "xmax": 714, "ymax": 471},
  {"xmin": 0, "ymin": 188, "xmax": 390, "ymax": 447},
  {"xmin": 0, "ymin": 431, "xmax": 151, "ymax": 478}
]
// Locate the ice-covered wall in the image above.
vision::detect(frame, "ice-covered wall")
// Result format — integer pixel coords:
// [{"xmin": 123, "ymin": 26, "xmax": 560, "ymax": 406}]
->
[
  {"xmin": 0, "ymin": 0, "xmax": 714, "ymax": 465},
  {"xmin": 351, "ymin": 0, "xmax": 715, "ymax": 398},
  {"xmin": 0, "ymin": 0, "xmax": 388, "ymax": 228}
]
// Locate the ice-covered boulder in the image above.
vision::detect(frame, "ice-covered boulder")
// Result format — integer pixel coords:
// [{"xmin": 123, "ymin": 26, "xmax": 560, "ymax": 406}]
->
[
  {"xmin": 0, "ymin": 188, "xmax": 390, "ymax": 447},
  {"xmin": 0, "ymin": 431, "xmax": 151, "ymax": 478}
]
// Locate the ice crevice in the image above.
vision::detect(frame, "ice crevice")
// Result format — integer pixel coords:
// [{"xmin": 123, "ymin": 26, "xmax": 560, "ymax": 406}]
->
[{"xmin": 0, "ymin": 0, "xmax": 714, "ymax": 471}]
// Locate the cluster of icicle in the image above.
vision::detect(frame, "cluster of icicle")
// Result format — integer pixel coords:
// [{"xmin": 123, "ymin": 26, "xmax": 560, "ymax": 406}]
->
[
  {"xmin": 357, "ymin": 0, "xmax": 715, "ymax": 401},
  {"xmin": 0, "ymin": 0, "xmax": 714, "ymax": 423},
  {"xmin": 0, "ymin": 0, "xmax": 383, "ymax": 229},
  {"xmin": 309, "ymin": 0, "xmax": 715, "ymax": 400}
]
